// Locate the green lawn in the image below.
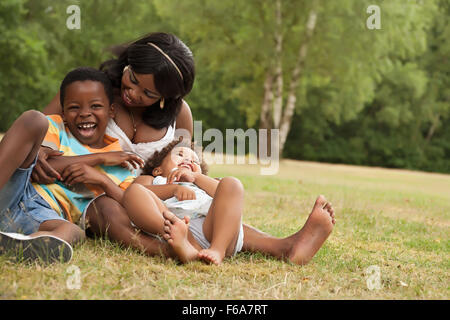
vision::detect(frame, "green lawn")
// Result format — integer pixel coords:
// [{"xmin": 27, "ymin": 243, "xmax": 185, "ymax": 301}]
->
[{"xmin": 0, "ymin": 156, "xmax": 449, "ymax": 299}]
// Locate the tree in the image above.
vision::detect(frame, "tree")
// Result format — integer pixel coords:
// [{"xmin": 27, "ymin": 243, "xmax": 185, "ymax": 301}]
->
[{"xmin": 154, "ymin": 0, "xmax": 439, "ymax": 157}]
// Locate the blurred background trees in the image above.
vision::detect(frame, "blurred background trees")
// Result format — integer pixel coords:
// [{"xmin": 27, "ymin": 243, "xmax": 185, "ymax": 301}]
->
[{"xmin": 0, "ymin": 0, "xmax": 448, "ymax": 173}]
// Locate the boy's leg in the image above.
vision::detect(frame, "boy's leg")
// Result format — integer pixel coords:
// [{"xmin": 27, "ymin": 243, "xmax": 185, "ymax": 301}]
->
[
  {"xmin": 33, "ymin": 219, "xmax": 85, "ymax": 245},
  {"xmin": 0, "ymin": 218, "xmax": 83, "ymax": 264},
  {"xmin": 122, "ymin": 184, "xmax": 166, "ymax": 236},
  {"xmin": 0, "ymin": 110, "xmax": 48, "ymax": 190},
  {"xmin": 199, "ymin": 177, "xmax": 244, "ymax": 265},
  {"xmin": 0, "ymin": 111, "xmax": 77, "ymax": 263}
]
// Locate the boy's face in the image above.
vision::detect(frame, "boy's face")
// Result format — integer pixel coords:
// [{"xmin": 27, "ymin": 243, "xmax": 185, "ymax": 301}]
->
[
  {"xmin": 62, "ymin": 80, "xmax": 114, "ymax": 148},
  {"xmin": 154, "ymin": 147, "xmax": 202, "ymax": 177}
]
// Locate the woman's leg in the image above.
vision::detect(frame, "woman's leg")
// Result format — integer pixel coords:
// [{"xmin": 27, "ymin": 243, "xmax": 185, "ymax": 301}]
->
[
  {"xmin": 241, "ymin": 195, "xmax": 336, "ymax": 265},
  {"xmin": 85, "ymin": 195, "xmax": 174, "ymax": 258}
]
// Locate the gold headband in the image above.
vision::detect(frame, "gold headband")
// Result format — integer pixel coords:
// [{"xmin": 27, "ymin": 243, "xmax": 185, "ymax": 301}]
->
[{"xmin": 147, "ymin": 42, "xmax": 183, "ymax": 80}]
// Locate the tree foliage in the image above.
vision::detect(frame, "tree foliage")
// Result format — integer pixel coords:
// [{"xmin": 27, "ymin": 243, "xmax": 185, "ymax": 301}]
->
[{"xmin": 0, "ymin": 0, "xmax": 448, "ymax": 173}]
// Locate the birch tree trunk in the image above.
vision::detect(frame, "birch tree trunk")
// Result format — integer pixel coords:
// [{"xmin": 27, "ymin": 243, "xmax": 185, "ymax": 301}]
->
[
  {"xmin": 278, "ymin": 8, "xmax": 318, "ymax": 154},
  {"xmin": 272, "ymin": 0, "xmax": 284, "ymax": 129},
  {"xmin": 259, "ymin": 72, "xmax": 274, "ymax": 130}
]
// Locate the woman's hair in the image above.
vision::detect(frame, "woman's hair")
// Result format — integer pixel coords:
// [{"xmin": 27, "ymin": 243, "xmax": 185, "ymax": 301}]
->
[
  {"xmin": 143, "ymin": 136, "xmax": 208, "ymax": 176},
  {"xmin": 60, "ymin": 67, "xmax": 114, "ymax": 107},
  {"xmin": 99, "ymin": 32, "xmax": 195, "ymax": 129}
]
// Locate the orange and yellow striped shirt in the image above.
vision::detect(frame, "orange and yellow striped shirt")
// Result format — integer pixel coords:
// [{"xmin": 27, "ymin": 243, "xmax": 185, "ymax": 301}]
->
[{"xmin": 32, "ymin": 115, "xmax": 136, "ymax": 223}]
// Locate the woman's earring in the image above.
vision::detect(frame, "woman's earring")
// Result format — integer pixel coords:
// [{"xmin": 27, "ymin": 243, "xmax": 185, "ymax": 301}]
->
[{"xmin": 160, "ymin": 97, "xmax": 165, "ymax": 109}]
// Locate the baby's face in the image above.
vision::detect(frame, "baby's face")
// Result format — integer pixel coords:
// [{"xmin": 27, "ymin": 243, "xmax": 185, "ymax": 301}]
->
[{"xmin": 158, "ymin": 147, "xmax": 201, "ymax": 177}]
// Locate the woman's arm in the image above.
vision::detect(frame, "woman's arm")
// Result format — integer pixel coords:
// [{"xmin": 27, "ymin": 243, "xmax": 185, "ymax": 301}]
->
[
  {"xmin": 42, "ymin": 91, "xmax": 63, "ymax": 115},
  {"xmin": 175, "ymin": 100, "xmax": 193, "ymax": 141}
]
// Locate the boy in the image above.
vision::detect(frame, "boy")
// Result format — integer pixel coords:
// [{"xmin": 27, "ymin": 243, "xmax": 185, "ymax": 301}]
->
[
  {"xmin": 122, "ymin": 137, "xmax": 245, "ymax": 265},
  {"xmin": 0, "ymin": 67, "xmax": 143, "ymax": 263}
]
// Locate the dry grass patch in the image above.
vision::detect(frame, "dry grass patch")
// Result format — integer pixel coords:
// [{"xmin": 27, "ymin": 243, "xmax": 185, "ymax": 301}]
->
[{"xmin": 0, "ymin": 159, "xmax": 449, "ymax": 299}]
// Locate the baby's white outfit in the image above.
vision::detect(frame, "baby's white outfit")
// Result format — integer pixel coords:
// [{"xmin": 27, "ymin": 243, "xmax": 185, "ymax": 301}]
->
[
  {"xmin": 152, "ymin": 176, "xmax": 212, "ymax": 219},
  {"xmin": 84, "ymin": 119, "xmax": 243, "ymax": 255},
  {"xmin": 152, "ymin": 176, "xmax": 244, "ymax": 255}
]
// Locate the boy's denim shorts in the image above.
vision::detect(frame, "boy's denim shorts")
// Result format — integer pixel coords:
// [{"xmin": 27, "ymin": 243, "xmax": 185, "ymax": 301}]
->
[{"xmin": 0, "ymin": 157, "xmax": 65, "ymax": 235}]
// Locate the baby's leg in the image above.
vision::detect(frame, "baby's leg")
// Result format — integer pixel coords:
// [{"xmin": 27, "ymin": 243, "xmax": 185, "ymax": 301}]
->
[
  {"xmin": 162, "ymin": 211, "xmax": 200, "ymax": 263},
  {"xmin": 122, "ymin": 184, "xmax": 167, "ymax": 236},
  {"xmin": 199, "ymin": 177, "xmax": 244, "ymax": 265},
  {"xmin": 0, "ymin": 110, "xmax": 48, "ymax": 189}
]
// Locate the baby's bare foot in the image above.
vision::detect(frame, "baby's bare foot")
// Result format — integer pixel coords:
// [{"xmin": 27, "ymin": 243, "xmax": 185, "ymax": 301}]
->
[
  {"xmin": 162, "ymin": 211, "xmax": 199, "ymax": 263},
  {"xmin": 286, "ymin": 195, "xmax": 335, "ymax": 265},
  {"xmin": 198, "ymin": 248, "xmax": 224, "ymax": 265}
]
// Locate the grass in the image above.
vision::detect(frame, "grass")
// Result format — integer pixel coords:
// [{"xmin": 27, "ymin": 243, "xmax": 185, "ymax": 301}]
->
[{"xmin": 0, "ymin": 142, "xmax": 449, "ymax": 299}]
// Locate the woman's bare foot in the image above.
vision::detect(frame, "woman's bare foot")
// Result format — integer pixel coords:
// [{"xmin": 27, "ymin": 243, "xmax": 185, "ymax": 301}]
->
[
  {"xmin": 162, "ymin": 211, "xmax": 199, "ymax": 263},
  {"xmin": 198, "ymin": 248, "xmax": 225, "ymax": 265},
  {"xmin": 286, "ymin": 195, "xmax": 335, "ymax": 265}
]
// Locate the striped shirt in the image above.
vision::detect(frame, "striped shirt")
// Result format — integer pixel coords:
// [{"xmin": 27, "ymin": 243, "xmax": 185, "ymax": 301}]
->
[{"xmin": 32, "ymin": 115, "xmax": 136, "ymax": 223}]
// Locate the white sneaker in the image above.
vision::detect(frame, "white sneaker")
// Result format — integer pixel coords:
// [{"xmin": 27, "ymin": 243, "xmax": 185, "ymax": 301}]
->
[{"xmin": 0, "ymin": 231, "xmax": 73, "ymax": 263}]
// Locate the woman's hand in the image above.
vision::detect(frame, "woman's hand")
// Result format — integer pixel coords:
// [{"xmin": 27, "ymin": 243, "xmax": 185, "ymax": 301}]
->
[
  {"xmin": 31, "ymin": 147, "xmax": 63, "ymax": 184},
  {"xmin": 173, "ymin": 185, "xmax": 196, "ymax": 201},
  {"xmin": 101, "ymin": 151, "xmax": 145, "ymax": 170}
]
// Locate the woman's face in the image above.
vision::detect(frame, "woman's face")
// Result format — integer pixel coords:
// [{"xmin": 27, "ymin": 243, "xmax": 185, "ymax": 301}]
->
[{"xmin": 120, "ymin": 66, "xmax": 162, "ymax": 108}]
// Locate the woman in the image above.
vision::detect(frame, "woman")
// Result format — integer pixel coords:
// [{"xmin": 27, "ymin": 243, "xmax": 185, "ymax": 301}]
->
[{"xmin": 37, "ymin": 32, "xmax": 335, "ymax": 265}]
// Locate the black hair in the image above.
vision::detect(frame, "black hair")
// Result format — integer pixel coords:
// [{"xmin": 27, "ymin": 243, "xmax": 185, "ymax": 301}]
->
[
  {"xmin": 60, "ymin": 67, "xmax": 114, "ymax": 107},
  {"xmin": 99, "ymin": 32, "xmax": 195, "ymax": 129}
]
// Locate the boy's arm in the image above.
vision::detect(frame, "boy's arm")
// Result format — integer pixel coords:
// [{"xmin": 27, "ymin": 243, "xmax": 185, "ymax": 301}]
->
[
  {"xmin": 62, "ymin": 162, "xmax": 126, "ymax": 204},
  {"xmin": 98, "ymin": 176, "xmax": 126, "ymax": 204},
  {"xmin": 47, "ymin": 153, "xmax": 105, "ymax": 176},
  {"xmin": 48, "ymin": 151, "xmax": 144, "ymax": 178}
]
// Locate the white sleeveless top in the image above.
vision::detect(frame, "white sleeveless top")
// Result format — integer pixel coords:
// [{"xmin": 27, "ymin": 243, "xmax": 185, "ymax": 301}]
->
[{"xmin": 105, "ymin": 119, "xmax": 175, "ymax": 174}]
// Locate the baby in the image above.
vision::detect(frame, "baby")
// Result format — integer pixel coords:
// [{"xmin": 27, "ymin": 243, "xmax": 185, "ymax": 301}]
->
[{"xmin": 122, "ymin": 137, "xmax": 244, "ymax": 265}]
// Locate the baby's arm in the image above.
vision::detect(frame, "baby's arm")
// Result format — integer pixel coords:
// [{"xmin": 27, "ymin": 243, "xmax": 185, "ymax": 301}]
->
[
  {"xmin": 134, "ymin": 175, "xmax": 195, "ymax": 201},
  {"xmin": 192, "ymin": 172, "xmax": 219, "ymax": 198},
  {"xmin": 166, "ymin": 168, "xmax": 219, "ymax": 198}
]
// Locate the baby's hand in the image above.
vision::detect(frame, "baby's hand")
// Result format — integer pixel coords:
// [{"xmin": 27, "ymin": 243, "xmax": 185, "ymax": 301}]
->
[
  {"xmin": 167, "ymin": 167, "xmax": 196, "ymax": 184},
  {"xmin": 174, "ymin": 185, "xmax": 196, "ymax": 201}
]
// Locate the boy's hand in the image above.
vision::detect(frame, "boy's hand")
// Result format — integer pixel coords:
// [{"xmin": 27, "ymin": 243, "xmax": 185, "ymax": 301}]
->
[
  {"xmin": 61, "ymin": 163, "xmax": 107, "ymax": 187},
  {"xmin": 174, "ymin": 185, "xmax": 196, "ymax": 201},
  {"xmin": 101, "ymin": 151, "xmax": 145, "ymax": 170},
  {"xmin": 167, "ymin": 167, "xmax": 197, "ymax": 184},
  {"xmin": 31, "ymin": 147, "xmax": 63, "ymax": 184}
]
